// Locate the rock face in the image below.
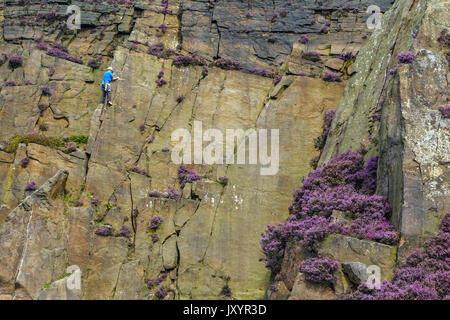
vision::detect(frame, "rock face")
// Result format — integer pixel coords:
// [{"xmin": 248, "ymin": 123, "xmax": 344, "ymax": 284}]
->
[
  {"xmin": 319, "ymin": 0, "xmax": 449, "ymax": 261},
  {"xmin": 0, "ymin": 0, "xmax": 446, "ymax": 300}
]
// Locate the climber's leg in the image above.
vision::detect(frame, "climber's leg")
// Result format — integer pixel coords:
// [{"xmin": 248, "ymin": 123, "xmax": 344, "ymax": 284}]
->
[{"xmin": 100, "ymin": 84, "xmax": 106, "ymax": 104}]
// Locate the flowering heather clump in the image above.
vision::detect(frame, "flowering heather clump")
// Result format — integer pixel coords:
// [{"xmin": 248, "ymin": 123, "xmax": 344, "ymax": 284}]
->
[
  {"xmin": 159, "ymin": 23, "xmax": 167, "ymax": 34},
  {"xmin": 36, "ymin": 42, "xmax": 48, "ymax": 51},
  {"xmin": 221, "ymin": 285, "xmax": 232, "ymax": 297},
  {"xmin": 302, "ymin": 51, "xmax": 321, "ymax": 62},
  {"xmin": 149, "ymin": 215, "xmax": 163, "ymax": 230},
  {"xmin": 95, "ymin": 224, "xmax": 114, "ymax": 237},
  {"xmin": 397, "ymin": 51, "xmax": 415, "ymax": 64},
  {"xmin": 155, "ymin": 285, "xmax": 167, "ymax": 299},
  {"xmin": 41, "ymin": 86, "xmax": 53, "ymax": 96},
  {"xmin": 176, "ymin": 94, "xmax": 185, "ymax": 103},
  {"xmin": 39, "ymin": 123, "xmax": 49, "ymax": 131},
  {"xmin": 147, "ymin": 274, "xmax": 166, "ymax": 288},
  {"xmin": 389, "ymin": 67, "xmax": 398, "ymax": 74},
  {"xmin": 261, "ymin": 151, "xmax": 396, "ymax": 273},
  {"xmin": 438, "ymin": 105, "xmax": 450, "ymax": 119},
  {"xmin": 178, "ymin": 165, "xmax": 201, "ymax": 188},
  {"xmin": 115, "ymin": 225, "xmax": 132, "ymax": 238},
  {"xmin": 173, "ymin": 53, "xmax": 207, "ymax": 67},
  {"xmin": 299, "ymin": 257, "xmax": 339, "ymax": 284},
  {"xmin": 339, "ymin": 51, "xmax": 355, "ymax": 61},
  {"xmin": 245, "ymin": 68, "xmax": 271, "ymax": 77},
  {"xmin": 273, "ymin": 74, "xmax": 282, "ymax": 85},
  {"xmin": 157, "ymin": 70, "xmax": 165, "ymax": 79},
  {"xmin": 151, "ymin": 233, "xmax": 159, "ymax": 243},
  {"xmin": 25, "ymin": 181, "xmax": 37, "ymax": 192},
  {"xmin": 63, "ymin": 142, "xmax": 77, "ymax": 154},
  {"xmin": 437, "ymin": 29, "xmax": 450, "ymax": 47},
  {"xmin": 321, "ymin": 72, "xmax": 341, "ymax": 82},
  {"xmin": 148, "ymin": 42, "xmax": 164, "ymax": 56},
  {"xmin": 314, "ymin": 110, "xmax": 335, "ymax": 152},
  {"xmin": 131, "ymin": 165, "xmax": 149, "ymax": 177},
  {"xmin": 156, "ymin": 78, "xmax": 167, "ymax": 86},
  {"xmin": 299, "ymin": 35, "xmax": 309, "ymax": 44},
  {"xmin": 149, "ymin": 190, "xmax": 162, "ymax": 198},
  {"xmin": 350, "ymin": 213, "xmax": 450, "ymax": 300},
  {"xmin": 147, "ymin": 136, "xmax": 155, "ymax": 144},
  {"xmin": 21, "ymin": 156, "xmax": 30, "ymax": 168},
  {"xmin": 214, "ymin": 57, "xmax": 241, "ymax": 70},
  {"xmin": 8, "ymin": 54, "xmax": 23, "ymax": 68},
  {"xmin": 139, "ymin": 123, "xmax": 146, "ymax": 131},
  {"xmin": 202, "ymin": 65, "xmax": 209, "ymax": 77},
  {"xmin": 47, "ymin": 44, "xmax": 82, "ymax": 64},
  {"xmin": 165, "ymin": 187, "xmax": 181, "ymax": 200},
  {"xmin": 88, "ymin": 58, "xmax": 102, "ymax": 69},
  {"xmin": 271, "ymin": 13, "xmax": 278, "ymax": 23},
  {"xmin": 3, "ymin": 80, "xmax": 18, "ymax": 87}
]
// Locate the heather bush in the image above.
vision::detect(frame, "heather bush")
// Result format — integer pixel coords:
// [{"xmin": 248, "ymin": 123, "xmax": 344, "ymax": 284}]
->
[
  {"xmin": 47, "ymin": 44, "xmax": 82, "ymax": 64},
  {"xmin": 261, "ymin": 151, "xmax": 396, "ymax": 273},
  {"xmin": 397, "ymin": 51, "xmax": 415, "ymax": 64},
  {"xmin": 214, "ymin": 57, "xmax": 241, "ymax": 70},
  {"xmin": 176, "ymin": 95, "xmax": 185, "ymax": 103},
  {"xmin": 299, "ymin": 35, "xmax": 309, "ymax": 44},
  {"xmin": 339, "ymin": 51, "xmax": 355, "ymax": 61},
  {"xmin": 173, "ymin": 53, "xmax": 207, "ymax": 67},
  {"xmin": 299, "ymin": 257, "xmax": 339, "ymax": 284},
  {"xmin": 39, "ymin": 123, "xmax": 49, "ymax": 131},
  {"xmin": 147, "ymin": 274, "xmax": 166, "ymax": 288},
  {"xmin": 165, "ymin": 186, "xmax": 181, "ymax": 200},
  {"xmin": 3, "ymin": 80, "xmax": 18, "ymax": 87},
  {"xmin": 246, "ymin": 68, "xmax": 272, "ymax": 77},
  {"xmin": 21, "ymin": 156, "xmax": 30, "ymax": 168},
  {"xmin": 437, "ymin": 29, "xmax": 450, "ymax": 47},
  {"xmin": 91, "ymin": 198, "xmax": 100, "ymax": 206},
  {"xmin": 88, "ymin": 58, "xmax": 102, "ymax": 69},
  {"xmin": 151, "ymin": 233, "xmax": 159, "ymax": 243},
  {"xmin": 438, "ymin": 105, "xmax": 450, "ymax": 119},
  {"xmin": 62, "ymin": 142, "xmax": 77, "ymax": 154},
  {"xmin": 25, "ymin": 181, "xmax": 37, "ymax": 192},
  {"xmin": 178, "ymin": 165, "xmax": 200, "ymax": 188},
  {"xmin": 115, "ymin": 225, "xmax": 132, "ymax": 238},
  {"xmin": 155, "ymin": 285, "xmax": 167, "ymax": 299},
  {"xmin": 148, "ymin": 42, "xmax": 164, "ymax": 56},
  {"xmin": 149, "ymin": 215, "xmax": 163, "ymax": 230},
  {"xmin": 8, "ymin": 54, "xmax": 23, "ymax": 68},
  {"xmin": 131, "ymin": 165, "xmax": 149, "ymax": 177},
  {"xmin": 302, "ymin": 51, "xmax": 321, "ymax": 62},
  {"xmin": 350, "ymin": 213, "xmax": 450, "ymax": 300},
  {"xmin": 149, "ymin": 189, "xmax": 162, "ymax": 198},
  {"xmin": 220, "ymin": 285, "xmax": 232, "ymax": 297},
  {"xmin": 322, "ymin": 72, "xmax": 341, "ymax": 82},
  {"xmin": 41, "ymin": 86, "xmax": 53, "ymax": 96},
  {"xmin": 313, "ymin": 110, "xmax": 335, "ymax": 152},
  {"xmin": 95, "ymin": 224, "xmax": 114, "ymax": 237},
  {"xmin": 156, "ymin": 78, "xmax": 167, "ymax": 86},
  {"xmin": 36, "ymin": 42, "xmax": 48, "ymax": 51}
]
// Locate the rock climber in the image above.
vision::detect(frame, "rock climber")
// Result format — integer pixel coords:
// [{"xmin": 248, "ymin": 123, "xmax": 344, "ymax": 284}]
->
[{"xmin": 100, "ymin": 66, "xmax": 120, "ymax": 106}]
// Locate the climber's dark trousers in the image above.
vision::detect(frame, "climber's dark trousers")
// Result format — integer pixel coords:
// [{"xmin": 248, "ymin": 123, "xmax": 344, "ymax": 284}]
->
[{"xmin": 100, "ymin": 83, "xmax": 111, "ymax": 104}]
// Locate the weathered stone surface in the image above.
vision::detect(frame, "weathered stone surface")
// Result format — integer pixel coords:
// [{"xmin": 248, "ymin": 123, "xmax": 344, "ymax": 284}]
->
[
  {"xmin": 319, "ymin": 234, "xmax": 397, "ymax": 281},
  {"xmin": 37, "ymin": 266, "xmax": 82, "ymax": 300},
  {"xmin": 288, "ymin": 273, "xmax": 335, "ymax": 300}
]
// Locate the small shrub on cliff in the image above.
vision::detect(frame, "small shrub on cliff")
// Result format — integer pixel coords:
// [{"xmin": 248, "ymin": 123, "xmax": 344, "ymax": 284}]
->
[
  {"xmin": 149, "ymin": 215, "xmax": 163, "ymax": 230},
  {"xmin": 95, "ymin": 224, "xmax": 114, "ymax": 237},
  {"xmin": 115, "ymin": 225, "xmax": 132, "ymax": 238},
  {"xmin": 62, "ymin": 142, "xmax": 77, "ymax": 154},
  {"xmin": 339, "ymin": 51, "xmax": 355, "ymax": 61},
  {"xmin": 21, "ymin": 156, "xmax": 30, "ymax": 168},
  {"xmin": 214, "ymin": 57, "xmax": 241, "ymax": 70},
  {"xmin": 47, "ymin": 44, "xmax": 82, "ymax": 64},
  {"xmin": 25, "ymin": 181, "xmax": 37, "ymax": 192},
  {"xmin": 176, "ymin": 94, "xmax": 186, "ymax": 103},
  {"xmin": 8, "ymin": 54, "xmax": 23, "ymax": 69},
  {"xmin": 314, "ymin": 110, "xmax": 335, "ymax": 152},
  {"xmin": 178, "ymin": 165, "xmax": 201, "ymax": 188},
  {"xmin": 438, "ymin": 105, "xmax": 450, "ymax": 119},
  {"xmin": 88, "ymin": 58, "xmax": 102, "ymax": 69},
  {"xmin": 397, "ymin": 51, "xmax": 415, "ymax": 64},
  {"xmin": 299, "ymin": 35, "xmax": 309, "ymax": 44},
  {"xmin": 302, "ymin": 51, "xmax": 321, "ymax": 62},
  {"xmin": 3, "ymin": 80, "xmax": 18, "ymax": 87},
  {"xmin": 36, "ymin": 42, "xmax": 48, "ymax": 51},
  {"xmin": 321, "ymin": 72, "xmax": 341, "ymax": 82},
  {"xmin": 437, "ymin": 29, "xmax": 450, "ymax": 47},
  {"xmin": 299, "ymin": 257, "xmax": 339, "ymax": 284},
  {"xmin": 41, "ymin": 86, "xmax": 53, "ymax": 96},
  {"xmin": 155, "ymin": 285, "xmax": 167, "ymax": 299},
  {"xmin": 350, "ymin": 213, "xmax": 450, "ymax": 300}
]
